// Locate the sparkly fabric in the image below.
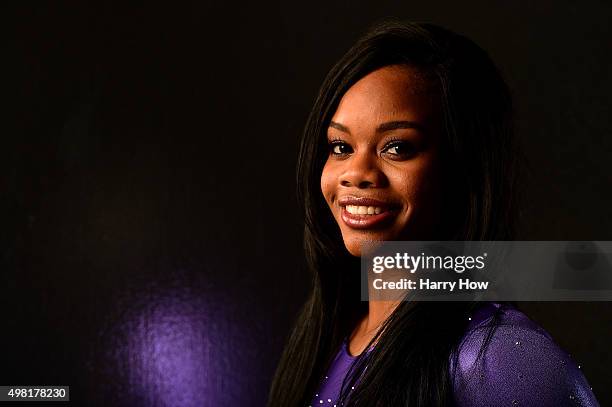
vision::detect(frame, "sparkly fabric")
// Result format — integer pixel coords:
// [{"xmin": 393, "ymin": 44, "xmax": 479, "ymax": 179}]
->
[
  {"xmin": 309, "ymin": 340, "xmax": 359, "ymax": 407},
  {"xmin": 310, "ymin": 303, "xmax": 599, "ymax": 406},
  {"xmin": 452, "ymin": 303, "xmax": 599, "ymax": 407}
]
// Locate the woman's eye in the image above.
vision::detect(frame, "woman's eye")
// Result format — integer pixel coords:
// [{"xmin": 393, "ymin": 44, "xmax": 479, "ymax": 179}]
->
[
  {"xmin": 382, "ymin": 141, "xmax": 417, "ymax": 158},
  {"xmin": 329, "ymin": 142, "xmax": 352, "ymax": 155}
]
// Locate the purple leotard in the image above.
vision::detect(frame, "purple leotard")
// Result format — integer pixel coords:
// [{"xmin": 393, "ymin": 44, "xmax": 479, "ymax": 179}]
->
[{"xmin": 310, "ymin": 303, "xmax": 599, "ymax": 406}]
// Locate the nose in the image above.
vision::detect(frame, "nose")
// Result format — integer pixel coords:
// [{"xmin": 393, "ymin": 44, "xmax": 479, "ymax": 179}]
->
[{"xmin": 339, "ymin": 150, "xmax": 386, "ymax": 188}]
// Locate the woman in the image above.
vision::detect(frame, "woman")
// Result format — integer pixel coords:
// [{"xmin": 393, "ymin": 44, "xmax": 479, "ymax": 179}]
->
[{"xmin": 268, "ymin": 21, "xmax": 598, "ymax": 406}]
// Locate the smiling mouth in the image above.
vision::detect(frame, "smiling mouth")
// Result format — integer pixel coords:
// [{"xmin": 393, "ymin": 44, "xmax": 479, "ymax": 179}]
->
[
  {"xmin": 340, "ymin": 204, "xmax": 399, "ymax": 229},
  {"xmin": 345, "ymin": 205, "xmax": 385, "ymax": 215}
]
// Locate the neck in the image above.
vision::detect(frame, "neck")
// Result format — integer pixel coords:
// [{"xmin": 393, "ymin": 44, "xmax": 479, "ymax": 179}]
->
[
  {"xmin": 348, "ymin": 257, "xmax": 405, "ymax": 354},
  {"xmin": 363, "ymin": 261, "xmax": 406, "ymax": 333},
  {"xmin": 348, "ymin": 298, "xmax": 400, "ymax": 356},
  {"xmin": 365, "ymin": 299, "xmax": 400, "ymax": 332}
]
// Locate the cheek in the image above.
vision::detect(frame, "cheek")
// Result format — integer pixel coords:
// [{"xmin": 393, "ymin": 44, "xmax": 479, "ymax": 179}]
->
[
  {"xmin": 392, "ymin": 158, "xmax": 444, "ymax": 206},
  {"xmin": 320, "ymin": 160, "xmax": 336, "ymax": 206}
]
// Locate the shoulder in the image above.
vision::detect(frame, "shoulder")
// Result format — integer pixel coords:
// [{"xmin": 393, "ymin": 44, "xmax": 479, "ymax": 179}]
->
[{"xmin": 451, "ymin": 303, "xmax": 599, "ymax": 407}]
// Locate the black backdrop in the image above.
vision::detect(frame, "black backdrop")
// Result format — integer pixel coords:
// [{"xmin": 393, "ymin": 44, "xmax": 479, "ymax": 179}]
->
[{"xmin": 3, "ymin": 1, "xmax": 611, "ymax": 406}]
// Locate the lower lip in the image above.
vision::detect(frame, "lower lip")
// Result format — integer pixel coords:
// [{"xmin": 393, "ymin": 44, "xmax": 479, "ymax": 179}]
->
[{"xmin": 340, "ymin": 206, "xmax": 398, "ymax": 230}]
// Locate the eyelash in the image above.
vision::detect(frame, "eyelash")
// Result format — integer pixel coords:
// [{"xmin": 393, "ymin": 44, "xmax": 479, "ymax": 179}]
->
[
  {"xmin": 382, "ymin": 137, "xmax": 408, "ymax": 152},
  {"xmin": 327, "ymin": 138, "xmax": 416, "ymax": 158},
  {"xmin": 328, "ymin": 138, "xmax": 350, "ymax": 156}
]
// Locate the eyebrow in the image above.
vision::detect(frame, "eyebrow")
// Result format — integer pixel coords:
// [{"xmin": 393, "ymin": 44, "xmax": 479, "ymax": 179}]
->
[
  {"xmin": 329, "ymin": 121, "xmax": 350, "ymax": 133},
  {"xmin": 329, "ymin": 120, "xmax": 424, "ymax": 134},
  {"xmin": 376, "ymin": 121, "xmax": 424, "ymax": 133}
]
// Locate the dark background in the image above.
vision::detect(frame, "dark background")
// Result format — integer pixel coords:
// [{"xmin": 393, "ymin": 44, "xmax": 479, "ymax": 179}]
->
[{"xmin": 3, "ymin": 1, "xmax": 611, "ymax": 406}]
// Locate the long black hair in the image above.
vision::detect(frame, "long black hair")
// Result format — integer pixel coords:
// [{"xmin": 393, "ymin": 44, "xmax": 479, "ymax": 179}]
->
[{"xmin": 268, "ymin": 20, "xmax": 521, "ymax": 407}]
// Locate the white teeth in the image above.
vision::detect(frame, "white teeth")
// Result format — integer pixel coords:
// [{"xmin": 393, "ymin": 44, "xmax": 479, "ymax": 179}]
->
[{"xmin": 345, "ymin": 205, "xmax": 385, "ymax": 215}]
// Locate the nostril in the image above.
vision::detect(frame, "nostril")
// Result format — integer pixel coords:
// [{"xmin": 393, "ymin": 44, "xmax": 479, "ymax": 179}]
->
[{"xmin": 358, "ymin": 180, "xmax": 375, "ymax": 188}]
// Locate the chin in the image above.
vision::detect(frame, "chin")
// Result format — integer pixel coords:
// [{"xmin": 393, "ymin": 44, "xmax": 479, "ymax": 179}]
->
[{"xmin": 341, "ymin": 230, "xmax": 399, "ymax": 257}]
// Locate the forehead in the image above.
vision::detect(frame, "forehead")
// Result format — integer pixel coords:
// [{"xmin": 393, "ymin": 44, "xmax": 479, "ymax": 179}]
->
[{"xmin": 331, "ymin": 64, "xmax": 438, "ymax": 124}]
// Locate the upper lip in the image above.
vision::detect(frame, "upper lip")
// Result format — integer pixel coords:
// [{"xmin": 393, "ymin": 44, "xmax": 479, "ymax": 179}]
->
[{"xmin": 337, "ymin": 196, "xmax": 399, "ymax": 208}]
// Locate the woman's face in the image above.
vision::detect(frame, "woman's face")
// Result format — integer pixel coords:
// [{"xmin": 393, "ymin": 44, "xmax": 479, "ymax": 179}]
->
[{"xmin": 321, "ymin": 64, "xmax": 447, "ymax": 256}]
